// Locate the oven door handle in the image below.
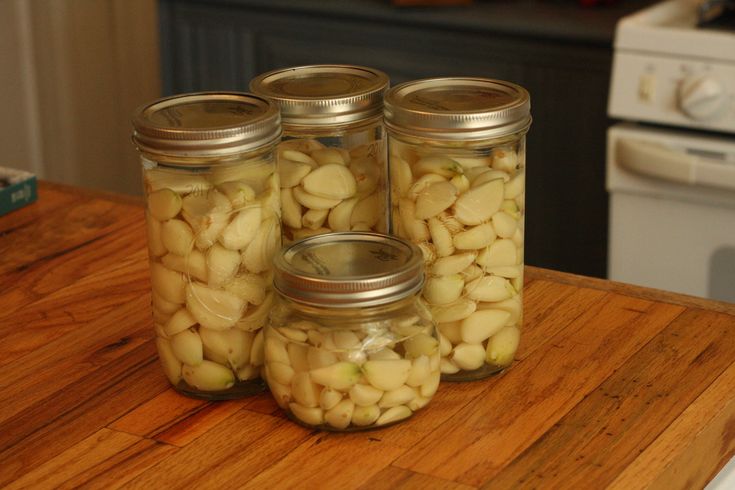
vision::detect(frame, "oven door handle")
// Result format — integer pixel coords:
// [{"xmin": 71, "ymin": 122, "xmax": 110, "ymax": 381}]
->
[{"xmin": 616, "ymin": 137, "xmax": 735, "ymax": 191}]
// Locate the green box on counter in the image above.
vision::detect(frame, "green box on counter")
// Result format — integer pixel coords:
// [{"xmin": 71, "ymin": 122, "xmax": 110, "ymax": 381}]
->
[{"xmin": 0, "ymin": 167, "xmax": 37, "ymax": 216}]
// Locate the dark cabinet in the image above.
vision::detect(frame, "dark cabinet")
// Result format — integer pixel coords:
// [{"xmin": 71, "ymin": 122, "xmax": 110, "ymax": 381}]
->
[{"xmin": 159, "ymin": 0, "xmax": 654, "ymax": 278}]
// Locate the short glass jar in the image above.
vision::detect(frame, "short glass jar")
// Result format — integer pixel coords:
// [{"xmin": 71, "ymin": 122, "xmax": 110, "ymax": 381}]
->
[
  {"xmin": 132, "ymin": 92, "xmax": 282, "ymax": 399},
  {"xmin": 384, "ymin": 78, "xmax": 531, "ymax": 381},
  {"xmin": 250, "ymin": 65, "xmax": 389, "ymax": 243},
  {"xmin": 265, "ymin": 232, "xmax": 440, "ymax": 431}
]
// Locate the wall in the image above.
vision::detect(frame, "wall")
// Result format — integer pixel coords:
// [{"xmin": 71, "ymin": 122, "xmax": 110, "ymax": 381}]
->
[{"xmin": 0, "ymin": 0, "xmax": 161, "ymax": 195}]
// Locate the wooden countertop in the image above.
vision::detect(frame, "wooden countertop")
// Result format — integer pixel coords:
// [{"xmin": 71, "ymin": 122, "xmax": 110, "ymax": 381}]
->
[{"xmin": 1, "ymin": 181, "xmax": 734, "ymax": 489}]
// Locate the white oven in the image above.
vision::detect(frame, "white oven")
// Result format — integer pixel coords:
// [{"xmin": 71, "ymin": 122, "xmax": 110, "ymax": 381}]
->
[{"xmin": 607, "ymin": 0, "xmax": 735, "ymax": 304}]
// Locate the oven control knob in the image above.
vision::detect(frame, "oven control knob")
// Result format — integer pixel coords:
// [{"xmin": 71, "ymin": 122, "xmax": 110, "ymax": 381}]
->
[{"xmin": 677, "ymin": 75, "xmax": 727, "ymax": 121}]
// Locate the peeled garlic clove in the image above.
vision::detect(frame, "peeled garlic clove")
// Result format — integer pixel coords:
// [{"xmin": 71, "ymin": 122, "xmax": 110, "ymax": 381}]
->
[
  {"xmin": 268, "ymin": 379, "xmax": 292, "ymax": 409},
  {"xmin": 302, "ymin": 164, "xmax": 357, "ymax": 200},
  {"xmin": 413, "ymin": 155, "xmax": 463, "ymax": 178},
  {"xmin": 265, "ymin": 335, "xmax": 290, "ymax": 365},
  {"xmin": 152, "ymin": 290, "xmax": 181, "ymax": 315},
  {"xmin": 269, "ymin": 361, "xmax": 295, "ymax": 386},
  {"xmin": 320, "ymin": 387, "xmax": 343, "ymax": 410},
  {"xmin": 236, "ymin": 363, "xmax": 260, "ymax": 381},
  {"xmin": 431, "ymin": 298, "xmax": 477, "ymax": 323},
  {"xmin": 453, "ymin": 223, "xmax": 496, "ymax": 250},
  {"xmin": 146, "ymin": 213, "xmax": 167, "ymax": 257},
  {"xmin": 289, "ymin": 403, "xmax": 324, "ymax": 426},
  {"xmin": 182, "ymin": 360, "xmax": 234, "ymax": 391},
  {"xmin": 452, "ymin": 342, "xmax": 486, "ymax": 370},
  {"xmin": 328, "ymin": 197, "xmax": 359, "ymax": 232},
  {"xmin": 235, "ymin": 291, "xmax": 274, "ymax": 332},
  {"xmin": 453, "ymin": 179, "xmax": 504, "ymax": 226},
  {"xmin": 307, "ymin": 347, "xmax": 339, "ymax": 370},
  {"xmin": 161, "ymin": 251, "xmax": 208, "ymax": 283},
  {"xmin": 428, "ymin": 217, "xmax": 454, "ymax": 258},
  {"xmin": 164, "ymin": 308, "xmax": 197, "ymax": 336},
  {"xmin": 378, "ymin": 385, "xmax": 416, "ymax": 408},
  {"xmin": 224, "ymin": 273, "xmax": 266, "ymax": 306},
  {"xmin": 403, "ymin": 334, "xmax": 439, "ymax": 358},
  {"xmin": 398, "ymin": 199, "xmax": 429, "ymax": 243},
  {"xmin": 325, "ymin": 399, "xmax": 354, "ymax": 430},
  {"xmin": 150, "ymin": 263, "xmax": 187, "ymax": 304},
  {"xmin": 472, "ymin": 169, "xmax": 510, "ymax": 187},
  {"xmin": 349, "ymin": 157, "xmax": 379, "ymax": 196},
  {"xmin": 409, "ymin": 395, "xmax": 431, "ymax": 411},
  {"xmin": 461, "ymin": 264, "xmax": 484, "ymax": 283},
  {"xmin": 156, "ymin": 337, "xmax": 182, "ymax": 385},
  {"xmin": 391, "ymin": 157, "xmax": 413, "ymax": 198},
  {"xmin": 420, "ymin": 373, "xmax": 440, "ymax": 398},
  {"xmin": 438, "ymin": 321, "xmax": 463, "ymax": 345},
  {"xmin": 291, "ymin": 372, "xmax": 321, "ymax": 407},
  {"xmin": 439, "ymin": 333, "xmax": 452, "ymax": 356},
  {"xmin": 362, "ymin": 359, "xmax": 411, "ymax": 391},
  {"xmin": 486, "ymin": 326, "xmax": 521, "ymax": 367},
  {"xmin": 148, "ymin": 188, "xmax": 182, "ymax": 221},
  {"xmin": 376, "ymin": 405, "xmax": 412, "ymax": 426},
  {"xmin": 504, "ymin": 170, "xmax": 525, "ymax": 199},
  {"xmin": 217, "ymin": 181, "xmax": 256, "ymax": 208},
  {"xmin": 350, "ymin": 193, "xmax": 381, "ymax": 228},
  {"xmin": 460, "ymin": 309, "xmax": 511, "ymax": 344},
  {"xmin": 282, "ymin": 149, "xmax": 317, "ymax": 166},
  {"xmin": 293, "ymin": 186, "xmax": 342, "ymax": 210},
  {"xmin": 207, "ymin": 244, "xmax": 241, "ymax": 287},
  {"xmin": 161, "ymin": 219, "xmax": 194, "ymax": 257},
  {"xmin": 280, "ymin": 188, "xmax": 303, "ymax": 230},
  {"xmin": 186, "ymin": 282, "xmax": 245, "ymax": 330},
  {"xmin": 309, "ymin": 362, "xmax": 361, "ymax": 391},
  {"xmin": 406, "ymin": 355, "xmax": 432, "ymax": 387},
  {"xmin": 181, "ymin": 191, "xmax": 232, "ymax": 250},
  {"xmin": 450, "ymin": 173, "xmax": 471, "ymax": 193},
  {"xmin": 477, "ymin": 239, "xmax": 517, "ymax": 268},
  {"xmin": 199, "ymin": 327, "xmax": 253, "ymax": 369},
  {"xmin": 501, "ymin": 199, "xmax": 521, "ymax": 219},
  {"xmin": 436, "ymin": 212, "xmax": 464, "ymax": 235},
  {"xmin": 278, "ymin": 159, "xmax": 313, "ymax": 188},
  {"xmin": 170, "ymin": 329, "xmax": 203, "ymax": 366},
  {"xmin": 302, "ymin": 208, "xmax": 329, "ymax": 230},
  {"xmin": 368, "ymin": 348, "xmax": 402, "ymax": 361},
  {"xmin": 431, "ymin": 252, "xmax": 477, "ymax": 276},
  {"xmin": 242, "ymin": 217, "xmax": 279, "ymax": 274},
  {"xmin": 492, "ymin": 211, "xmax": 518, "ymax": 239},
  {"xmin": 220, "ymin": 206, "xmax": 262, "ymax": 251},
  {"xmin": 440, "ymin": 358, "xmax": 460, "ymax": 374},
  {"xmin": 349, "ymin": 383, "xmax": 384, "ymax": 406},
  {"xmin": 311, "ymin": 148, "xmax": 347, "ymax": 166},
  {"xmin": 423, "ymin": 274, "xmax": 464, "ymax": 305},
  {"xmin": 415, "ymin": 181, "xmax": 458, "ymax": 220},
  {"xmin": 210, "ymin": 161, "xmax": 273, "ymax": 189},
  {"xmin": 351, "ymin": 404, "xmax": 381, "ymax": 427},
  {"xmin": 407, "ymin": 173, "xmax": 446, "ymax": 201},
  {"xmin": 484, "ymin": 295, "xmax": 523, "ymax": 326},
  {"xmin": 277, "ymin": 327, "xmax": 309, "ymax": 343},
  {"xmin": 288, "ymin": 343, "xmax": 310, "ymax": 372},
  {"xmin": 465, "ymin": 275, "xmax": 514, "ymax": 303},
  {"xmin": 417, "ymin": 243, "xmax": 437, "ymax": 265},
  {"xmin": 485, "ymin": 265, "xmax": 522, "ymax": 279},
  {"xmin": 491, "ymin": 148, "xmax": 518, "ymax": 173}
]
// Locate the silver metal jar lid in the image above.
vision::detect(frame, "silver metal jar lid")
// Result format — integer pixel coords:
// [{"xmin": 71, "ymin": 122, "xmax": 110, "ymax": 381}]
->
[
  {"xmin": 249, "ymin": 65, "xmax": 389, "ymax": 127},
  {"xmin": 132, "ymin": 92, "xmax": 281, "ymax": 161},
  {"xmin": 273, "ymin": 232, "xmax": 424, "ymax": 308},
  {"xmin": 384, "ymin": 77, "xmax": 531, "ymax": 141}
]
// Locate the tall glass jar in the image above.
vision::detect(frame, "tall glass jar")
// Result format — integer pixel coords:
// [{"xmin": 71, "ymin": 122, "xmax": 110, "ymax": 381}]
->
[
  {"xmin": 265, "ymin": 232, "xmax": 440, "ymax": 431},
  {"xmin": 250, "ymin": 65, "xmax": 389, "ymax": 243},
  {"xmin": 132, "ymin": 92, "xmax": 282, "ymax": 399},
  {"xmin": 384, "ymin": 78, "xmax": 531, "ymax": 381}
]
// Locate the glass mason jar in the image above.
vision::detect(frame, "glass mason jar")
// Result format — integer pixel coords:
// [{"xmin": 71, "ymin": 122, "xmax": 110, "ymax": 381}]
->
[
  {"xmin": 132, "ymin": 92, "xmax": 282, "ymax": 399},
  {"xmin": 250, "ymin": 65, "xmax": 389, "ymax": 243},
  {"xmin": 384, "ymin": 78, "xmax": 531, "ymax": 381},
  {"xmin": 265, "ymin": 232, "xmax": 440, "ymax": 431}
]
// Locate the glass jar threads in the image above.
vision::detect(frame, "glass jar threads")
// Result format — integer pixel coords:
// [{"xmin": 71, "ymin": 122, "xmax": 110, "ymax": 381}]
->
[
  {"xmin": 384, "ymin": 78, "xmax": 531, "ymax": 381},
  {"xmin": 265, "ymin": 232, "xmax": 440, "ymax": 431},
  {"xmin": 132, "ymin": 92, "xmax": 282, "ymax": 399},
  {"xmin": 250, "ymin": 65, "xmax": 389, "ymax": 243}
]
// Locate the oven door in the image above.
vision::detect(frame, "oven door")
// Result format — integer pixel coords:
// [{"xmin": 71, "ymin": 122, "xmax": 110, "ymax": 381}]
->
[{"xmin": 606, "ymin": 123, "xmax": 735, "ymax": 303}]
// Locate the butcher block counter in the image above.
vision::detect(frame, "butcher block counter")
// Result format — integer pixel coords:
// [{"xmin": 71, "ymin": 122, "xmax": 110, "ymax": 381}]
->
[{"xmin": 1, "ymin": 181, "xmax": 734, "ymax": 489}]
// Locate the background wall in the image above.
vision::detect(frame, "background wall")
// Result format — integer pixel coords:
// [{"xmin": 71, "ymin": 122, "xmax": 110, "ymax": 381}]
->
[{"xmin": 0, "ymin": 0, "xmax": 161, "ymax": 195}]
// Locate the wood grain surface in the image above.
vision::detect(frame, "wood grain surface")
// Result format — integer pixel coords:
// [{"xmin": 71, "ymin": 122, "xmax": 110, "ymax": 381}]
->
[{"xmin": 1, "ymin": 181, "xmax": 733, "ymax": 489}]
